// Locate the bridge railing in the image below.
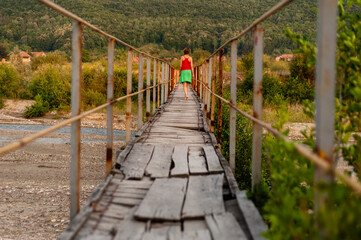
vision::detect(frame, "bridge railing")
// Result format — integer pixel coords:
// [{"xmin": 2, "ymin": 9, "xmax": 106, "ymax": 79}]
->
[
  {"xmin": 193, "ymin": 0, "xmax": 361, "ymax": 200},
  {"xmin": 0, "ymin": 0, "xmax": 176, "ymax": 221}
]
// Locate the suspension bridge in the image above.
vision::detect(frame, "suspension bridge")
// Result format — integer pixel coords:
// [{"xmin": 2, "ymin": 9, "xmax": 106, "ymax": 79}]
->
[{"xmin": 1, "ymin": 0, "xmax": 361, "ymax": 239}]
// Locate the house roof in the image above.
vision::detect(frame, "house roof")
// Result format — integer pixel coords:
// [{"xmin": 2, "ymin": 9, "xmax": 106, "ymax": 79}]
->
[
  {"xmin": 31, "ymin": 52, "xmax": 46, "ymax": 57},
  {"xmin": 20, "ymin": 51, "xmax": 31, "ymax": 58}
]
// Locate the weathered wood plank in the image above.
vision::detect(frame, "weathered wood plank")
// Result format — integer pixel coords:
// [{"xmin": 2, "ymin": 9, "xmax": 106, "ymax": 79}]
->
[
  {"xmin": 145, "ymin": 145, "xmax": 174, "ymax": 178},
  {"xmin": 182, "ymin": 174, "xmax": 225, "ymax": 218},
  {"xmin": 121, "ymin": 144, "xmax": 155, "ymax": 179},
  {"xmin": 203, "ymin": 146, "xmax": 224, "ymax": 173},
  {"xmin": 114, "ymin": 207, "xmax": 146, "ymax": 240},
  {"xmin": 236, "ymin": 191, "xmax": 267, "ymax": 240},
  {"xmin": 134, "ymin": 178, "xmax": 188, "ymax": 221},
  {"xmin": 170, "ymin": 145, "xmax": 189, "ymax": 177},
  {"xmin": 188, "ymin": 146, "xmax": 208, "ymax": 174},
  {"xmin": 205, "ymin": 212, "xmax": 247, "ymax": 240},
  {"xmin": 183, "ymin": 220, "xmax": 208, "ymax": 231},
  {"xmin": 141, "ymin": 225, "xmax": 180, "ymax": 240},
  {"xmin": 168, "ymin": 228, "xmax": 212, "ymax": 240}
]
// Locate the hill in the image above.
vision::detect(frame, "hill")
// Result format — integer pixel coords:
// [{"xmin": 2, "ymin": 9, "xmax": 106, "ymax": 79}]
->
[{"xmin": 0, "ymin": 0, "xmax": 317, "ymax": 57}]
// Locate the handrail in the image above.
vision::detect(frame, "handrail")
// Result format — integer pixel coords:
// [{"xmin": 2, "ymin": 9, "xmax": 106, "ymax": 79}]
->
[
  {"xmin": 197, "ymin": 79, "xmax": 361, "ymax": 195},
  {"xmin": 36, "ymin": 0, "xmax": 169, "ymax": 63},
  {"xmin": 196, "ymin": 0, "xmax": 293, "ymax": 66},
  {"xmin": 0, "ymin": 80, "xmax": 171, "ymax": 156}
]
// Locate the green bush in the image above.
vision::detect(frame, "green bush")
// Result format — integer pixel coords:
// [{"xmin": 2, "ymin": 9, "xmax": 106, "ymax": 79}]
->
[
  {"xmin": 0, "ymin": 63, "xmax": 22, "ymax": 98},
  {"xmin": 82, "ymin": 89, "xmax": 106, "ymax": 108},
  {"xmin": 31, "ymin": 51, "xmax": 68, "ymax": 70},
  {"xmin": 283, "ymin": 76, "xmax": 314, "ymax": 103},
  {"xmin": 0, "ymin": 98, "xmax": 5, "ymax": 109},
  {"xmin": 28, "ymin": 65, "xmax": 71, "ymax": 109},
  {"xmin": 24, "ymin": 95, "xmax": 49, "ymax": 118}
]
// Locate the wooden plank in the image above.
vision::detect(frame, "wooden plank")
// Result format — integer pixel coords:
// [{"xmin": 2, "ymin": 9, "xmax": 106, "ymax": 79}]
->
[
  {"xmin": 183, "ymin": 220, "xmax": 208, "ymax": 231},
  {"xmin": 100, "ymin": 196, "xmax": 142, "ymax": 207},
  {"xmin": 236, "ymin": 191, "xmax": 267, "ymax": 240},
  {"xmin": 114, "ymin": 207, "xmax": 146, "ymax": 240},
  {"xmin": 145, "ymin": 145, "xmax": 174, "ymax": 178},
  {"xmin": 182, "ymin": 174, "xmax": 225, "ymax": 218},
  {"xmin": 94, "ymin": 203, "xmax": 133, "ymax": 220},
  {"xmin": 168, "ymin": 228, "xmax": 212, "ymax": 240},
  {"xmin": 170, "ymin": 145, "xmax": 189, "ymax": 177},
  {"xmin": 142, "ymin": 225, "xmax": 180, "ymax": 240},
  {"xmin": 121, "ymin": 144, "xmax": 155, "ymax": 179},
  {"xmin": 188, "ymin": 146, "xmax": 208, "ymax": 174},
  {"xmin": 205, "ymin": 212, "xmax": 247, "ymax": 240},
  {"xmin": 134, "ymin": 178, "xmax": 188, "ymax": 221},
  {"xmin": 203, "ymin": 146, "xmax": 224, "ymax": 173}
]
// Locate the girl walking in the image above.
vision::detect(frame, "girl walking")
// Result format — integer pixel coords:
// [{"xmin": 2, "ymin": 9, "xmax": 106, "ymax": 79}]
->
[{"xmin": 179, "ymin": 48, "xmax": 194, "ymax": 100}]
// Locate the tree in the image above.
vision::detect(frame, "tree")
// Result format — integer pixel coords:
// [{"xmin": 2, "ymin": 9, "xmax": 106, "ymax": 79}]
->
[{"xmin": 0, "ymin": 44, "xmax": 8, "ymax": 59}]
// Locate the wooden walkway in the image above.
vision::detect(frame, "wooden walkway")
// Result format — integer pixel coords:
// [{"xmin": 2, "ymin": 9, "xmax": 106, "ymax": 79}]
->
[{"xmin": 59, "ymin": 85, "xmax": 267, "ymax": 240}]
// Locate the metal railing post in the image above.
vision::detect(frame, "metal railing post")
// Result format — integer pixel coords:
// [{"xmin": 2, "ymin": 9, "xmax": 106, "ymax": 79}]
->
[
  {"xmin": 126, "ymin": 48, "xmax": 133, "ymax": 143},
  {"xmin": 138, "ymin": 53, "xmax": 144, "ymax": 130},
  {"xmin": 157, "ymin": 61, "xmax": 161, "ymax": 108},
  {"xmin": 217, "ymin": 49, "xmax": 224, "ymax": 143},
  {"xmin": 207, "ymin": 59, "xmax": 212, "ymax": 125},
  {"xmin": 230, "ymin": 40, "xmax": 237, "ymax": 172},
  {"xmin": 199, "ymin": 66, "xmax": 203, "ymax": 99},
  {"xmin": 315, "ymin": 0, "xmax": 338, "ymax": 209},
  {"xmin": 211, "ymin": 56, "xmax": 217, "ymax": 133},
  {"xmin": 161, "ymin": 62, "xmax": 165, "ymax": 104},
  {"xmin": 153, "ymin": 59, "xmax": 156, "ymax": 115},
  {"xmin": 165, "ymin": 64, "xmax": 169, "ymax": 101},
  {"xmin": 146, "ymin": 57, "xmax": 151, "ymax": 121},
  {"xmin": 252, "ymin": 26, "xmax": 264, "ymax": 190},
  {"xmin": 70, "ymin": 21, "xmax": 82, "ymax": 221},
  {"xmin": 197, "ymin": 67, "xmax": 200, "ymax": 96},
  {"xmin": 106, "ymin": 38, "xmax": 114, "ymax": 176}
]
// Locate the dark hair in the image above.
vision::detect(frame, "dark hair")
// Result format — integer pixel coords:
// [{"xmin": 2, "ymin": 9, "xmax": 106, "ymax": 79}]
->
[{"xmin": 183, "ymin": 48, "xmax": 191, "ymax": 55}]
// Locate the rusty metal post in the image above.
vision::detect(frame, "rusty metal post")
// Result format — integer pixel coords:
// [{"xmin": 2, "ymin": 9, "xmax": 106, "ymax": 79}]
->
[
  {"xmin": 126, "ymin": 49, "xmax": 133, "ymax": 143},
  {"xmin": 315, "ymin": 0, "xmax": 338, "ymax": 209},
  {"xmin": 207, "ymin": 59, "xmax": 212, "ymax": 126},
  {"xmin": 146, "ymin": 56, "xmax": 151, "ymax": 121},
  {"xmin": 106, "ymin": 38, "xmax": 114, "ymax": 176},
  {"xmin": 217, "ymin": 49, "xmax": 224, "ymax": 143},
  {"xmin": 211, "ymin": 56, "xmax": 217, "ymax": 133},
  {"xmin": 153, "ymin": 59, "xmax": 156, "ymax": 115},
  {"xmin": 197, "ymin": 67, "xmax": 200, "ymax": 96},
  {"xmin": 252, "ymin": 26, "xmax": 264, "ymax": 190},
  {"xmin": 165, "ymin": 64, "xmax": 169, "ymax": 101},
  {"xmin": 230, "ymin": 40, "xmax": 237, "ymax": 172},
  {"xmin": 157, "ymin": 61, "xmax": 161, "ymax": 108},
  {"xmin": 199, "ymin": 66, "xmax": 203, "ymax": 99},
  {"xmin": 161, "ymin": 62, "xmax": 165, "ymax": 104},
  {"xmin": 70, "ymin": 21, "xmax": 82, "ymax": 221},
  {"xmin": 138, "ymin": 53, "xmax": 143, "ymax": 130}
]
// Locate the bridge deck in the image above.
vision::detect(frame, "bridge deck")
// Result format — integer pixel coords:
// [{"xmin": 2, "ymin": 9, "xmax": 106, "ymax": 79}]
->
[{"xmin": 60, "ymin": 85, "xmax": 266, "ymax": 240}]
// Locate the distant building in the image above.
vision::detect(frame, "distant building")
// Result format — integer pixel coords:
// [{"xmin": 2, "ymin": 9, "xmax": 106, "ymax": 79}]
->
[
  {"xmin": 276, "ymin": 54, "xmax": 293, "ymax": 62},
  {"xmin": 20, "ymin": 51, "xmax": 31, "ymax": 62},
  {"xmin": 1, "ymin": 58, "xmax": 7, "ymax": 63},
  {"xmin": 31, "ymin": 51, "xmax": 46, "ymax": 57},
  {"xmin": 133, "ymin": 57, "xmax": 139, "ymax": 63}
]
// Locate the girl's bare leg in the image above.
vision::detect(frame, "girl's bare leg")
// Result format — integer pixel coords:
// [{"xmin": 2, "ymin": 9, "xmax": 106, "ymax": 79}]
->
[{"xmin": 183, "ymin": 82, "xmax": 189, "ymax": 100}]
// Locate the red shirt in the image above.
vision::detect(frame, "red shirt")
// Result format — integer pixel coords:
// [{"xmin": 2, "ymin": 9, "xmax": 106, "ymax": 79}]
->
[{"xmin": 180, "ymin": 57, "xmax": 191, "ymax": 71}]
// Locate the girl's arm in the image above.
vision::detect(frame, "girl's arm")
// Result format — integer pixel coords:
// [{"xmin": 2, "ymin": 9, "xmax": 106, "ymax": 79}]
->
[{"xmin": 191, "ymin": 57, "xmax": 194, "ymax": 78}]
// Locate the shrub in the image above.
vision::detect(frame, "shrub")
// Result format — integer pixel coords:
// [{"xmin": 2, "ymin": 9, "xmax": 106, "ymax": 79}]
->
[
  {"xmin": 0, "ymin": 63, "xmax": 22, "ymax": 98},
  {"xmin": 28, "ymin": 65, "xmax": 71, "ymax": 109},
  {"xmin": 0, "ymin": 98, "xmax": 5, "ymax": 109},
  {"xmin": 283, "ymin": 76, "xmax": 314, "ymax": 103},
  {"xmin": 31, "ymin": 51, "xmax": 68, "ymax": 70},
  {"xmin": 82, "ymin": 89, "xmax": 106, "ymax": 108},
  {"xmin": 24, "ymin": 95, "xmax": 49, "ymax": 118}
]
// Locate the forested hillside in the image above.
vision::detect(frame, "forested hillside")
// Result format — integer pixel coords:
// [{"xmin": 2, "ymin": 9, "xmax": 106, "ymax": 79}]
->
[{"xmin": 0, "ymin": 0, "xmax": 317, "ymax": 56}]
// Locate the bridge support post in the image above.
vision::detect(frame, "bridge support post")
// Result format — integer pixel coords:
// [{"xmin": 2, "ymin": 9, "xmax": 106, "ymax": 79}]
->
[
  {"xmin": 70, "ymin": 21, "xmax": 82, "ymax": 221},
  {"xmin": 165, "ymin": 64, "xmax": 169, "ymax": 101},
  {"xmin": 199, "ymin": 65, "xmax": 203, "ymax": 99},
  {"xmin": 126, "ymin": 49, "xmax": 133, "ymax": 143},
  {"xmin": 230, "ymin": 40, "xmax": 237, "ymax": 172},
  {"xmin": 157, "ymin": 61, "xmax": 161, "ymax": 108},
  {"xmin": 217, "ymin": 49, "xmax": 224, "ymax": 144},
  {"xmin": 153, "ymin": 59, "xmax": 156, "ymax": 115},
  {"xmin": 252, "ymin": 25, "xmax": 264, "ymax": 190},
  {"xmin": 314, "ymin": 0, "xmax": 337, "ymax": 210},
  {"xmin": 106, "ymin": 38, "xmax": 114, "ymax": 176},
  {"xmin": 161, "ymin": 62, "xmax": 165, "ymax": 104},
  {"xmin": 211, "ymin": 56, "xmax": 217, "ymax": 133},
  {"xmin": 207, "ymin": 59, "xmax": 212, "ymax": 126},
  {"xmin": 146, "ymin": 57, "xmax": 151, "ymax": 121},
  {"xmin": 138, "ymin": 54, "xmax": 144, "ymax": 130}
]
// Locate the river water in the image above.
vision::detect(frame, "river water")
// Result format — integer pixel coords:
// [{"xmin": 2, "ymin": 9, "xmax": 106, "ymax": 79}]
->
[{"xmin": 0, "ymin": 124, "xmax": 133, "ymax": 143}]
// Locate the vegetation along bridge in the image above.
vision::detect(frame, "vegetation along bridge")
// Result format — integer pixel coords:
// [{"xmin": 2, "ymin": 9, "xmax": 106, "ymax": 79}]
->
[{"xmin": 1, "ymin": 0, "xmax": 361, "ymax": 239}]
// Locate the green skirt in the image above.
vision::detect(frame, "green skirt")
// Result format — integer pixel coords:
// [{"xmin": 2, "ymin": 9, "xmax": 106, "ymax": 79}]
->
[{"xmin": 180, "ymin": 70, "xmax": 192, "ymax": 83}]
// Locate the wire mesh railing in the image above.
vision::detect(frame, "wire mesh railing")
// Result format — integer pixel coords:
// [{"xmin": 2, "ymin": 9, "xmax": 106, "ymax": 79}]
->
[
  {"xmin": 0, "ymin": 0, "xmax": 176, "ymax": 221},
  {"xmin": 192, "ymin": 0, "xmax": 361, "ymax": 202}
]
